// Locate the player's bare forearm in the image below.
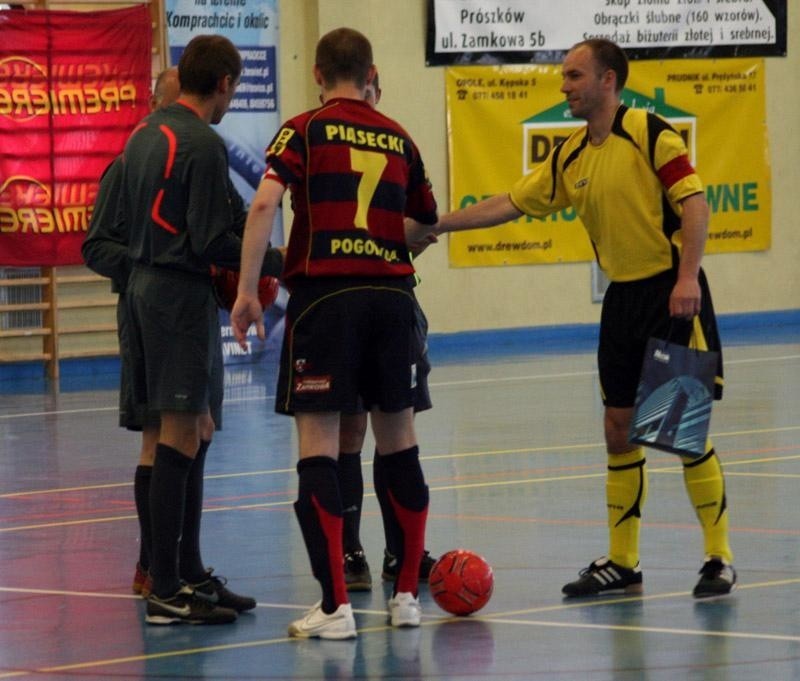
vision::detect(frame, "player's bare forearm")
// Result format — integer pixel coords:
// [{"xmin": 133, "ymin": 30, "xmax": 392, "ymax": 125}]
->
[
  {"xmin": 437, "ymin": 193, "xmax": 523, "ymax": 234},
  {"xmin": 670, "ymin": 192, "xmax": 709, "ymax": 318},
  {"xmin": 676, "ymin": 192, "xmax": 709, "ymax": 281},
  {"xmin": 232, "ymin": 177, "xmax": 284, "ymax": 347},
  {"xmin": 238, "ymin": 184, "xmax": 281, "ymax": 295}
]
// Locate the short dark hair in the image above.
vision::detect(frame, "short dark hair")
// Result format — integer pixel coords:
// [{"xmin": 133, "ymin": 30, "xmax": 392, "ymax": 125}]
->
[
  {"xmin": 178, "ymin": 35, "xmax": 242, "ymax": 97},
  {"xmin": 315, "ymin": 27, "xmax": 373, "ymax": 89},
  {"xmin": 575, "ymin": 38, "xmax": 629, "ymax": 92}
]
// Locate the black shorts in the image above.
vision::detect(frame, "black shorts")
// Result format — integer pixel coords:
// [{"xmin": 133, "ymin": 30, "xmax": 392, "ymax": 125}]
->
[
  {"xmin": 340, "ymin": 293, "xmax": 432, "ymax": 416},
  {"xmin": 117, "ymin": 296, "xmax": 159, "ymax": 430},
  {"xmin": 117, "ymin": 293, "xmax": 224, "ymax": 430},
  {"xmin": 126, "ymin": 266, "xmax": 220, "ymax": 416},
  {"xmin": 276, "ymin": 277, "xmax": 423, "ymax": 415},
  {"xmin": 598, "ymin": 268, "xmax": 723, "ymax": 408}
]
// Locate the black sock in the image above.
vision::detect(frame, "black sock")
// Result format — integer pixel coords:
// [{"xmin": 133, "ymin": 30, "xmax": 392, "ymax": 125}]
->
[
  {"xmin": 179, "ymin": 440, "xmax": 210, "ymax": 583},
  {"xmin": 337, "ymin": 451, "xmax": 364, "ymax": 555},
  {"xmin": 134, "ymin": 465, "xmax": 152, "ymax": 569},
  {"xmin": 149, "ymin": 444, "xmax": 193, "ymax": 598},
  {"xmin": 373, "ymin": 448, "xmax": 398, "ymax": 556},
  {"xmin": 294, "ymin": 456, "xmax": 346, "ymax": 614}
]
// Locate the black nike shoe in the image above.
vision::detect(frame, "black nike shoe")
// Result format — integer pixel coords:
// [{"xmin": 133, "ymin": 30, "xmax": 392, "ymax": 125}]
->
[
  {"xmin": 145, "ymin": 585, "xmax": 237, "ymax": 625},
  {"xmin": 188, "ymin": 569, "xmax": 257, "ymax": 612}
]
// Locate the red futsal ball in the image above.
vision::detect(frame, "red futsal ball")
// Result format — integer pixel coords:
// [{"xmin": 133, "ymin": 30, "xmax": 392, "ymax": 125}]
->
[
  {"xmin": 429, "ymin": 549, "xmax": 494, "ymax": 616},
  {"xmin": 211, "ymin": 267, "xmax": 279, "ymax": 312}
]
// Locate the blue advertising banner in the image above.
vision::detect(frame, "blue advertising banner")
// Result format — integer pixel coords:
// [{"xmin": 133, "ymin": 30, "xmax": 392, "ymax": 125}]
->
[{"xmin": 164, "ymin": 0, "xmax": 285, "ymax": 363}]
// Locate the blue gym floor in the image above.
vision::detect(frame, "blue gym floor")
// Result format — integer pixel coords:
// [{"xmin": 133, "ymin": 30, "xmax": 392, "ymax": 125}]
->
[{"xmin": 1, "ymin": 316, "xmax": 799, "ymax": 680}]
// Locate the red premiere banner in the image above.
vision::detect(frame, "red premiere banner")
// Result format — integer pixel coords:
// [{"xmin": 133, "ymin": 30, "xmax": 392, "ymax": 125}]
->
[{"xmin": 0, "ymin": 5, "xmax": 151, "ymax": 266}]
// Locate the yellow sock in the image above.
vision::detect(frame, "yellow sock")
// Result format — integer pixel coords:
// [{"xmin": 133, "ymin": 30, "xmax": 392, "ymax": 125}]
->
[
  {"xmin": 681, "ymin": 441, "xmax": 733, "ymax": 563},
  {"xmin": 607, "ymin": 447, "xmax": 648, "ymax": 568}
]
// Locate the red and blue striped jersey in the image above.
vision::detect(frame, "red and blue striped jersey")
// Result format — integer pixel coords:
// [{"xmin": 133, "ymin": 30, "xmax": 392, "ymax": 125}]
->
[{"xmin": 265, "ymin": 97, "xmax": 438, "ymax": 283}]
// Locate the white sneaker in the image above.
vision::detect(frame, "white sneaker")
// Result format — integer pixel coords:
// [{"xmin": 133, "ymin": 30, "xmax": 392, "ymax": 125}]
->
[
  {"xmin": 288, "ymin": 601, "xmax": 357, "ymax": 639},
  {"xmin": 388, "ymin": 591, "xmax": 421, "ymax": 627}
]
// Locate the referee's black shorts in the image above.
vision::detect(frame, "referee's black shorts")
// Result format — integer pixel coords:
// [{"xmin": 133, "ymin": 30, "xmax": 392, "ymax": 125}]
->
[
  {"xmin": 598, "ymin": 267, "xmax": 723, "ymax": 408},
  {"xmin": 126, "ymin": 265, "xmax": 220, "ymax": 417},
  {"xmin": 275, "ymin": 277, "xmax": 423, "ymax": 416}
]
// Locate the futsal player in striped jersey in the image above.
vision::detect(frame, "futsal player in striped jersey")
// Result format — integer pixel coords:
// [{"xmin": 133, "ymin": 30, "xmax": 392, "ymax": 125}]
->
[
  {"xmin": 232, "ymin": 27, "xmax": 439, "ymax": 639},
  {"xmin": 336, "ymin": 72, "xmax": 439, "ymax": 593}
]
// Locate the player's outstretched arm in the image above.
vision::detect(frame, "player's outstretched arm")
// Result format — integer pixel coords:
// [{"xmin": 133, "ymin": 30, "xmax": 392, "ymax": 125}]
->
[{"xmin": 437, "ymin": 193, "xmax": 523, "ymax": 234}]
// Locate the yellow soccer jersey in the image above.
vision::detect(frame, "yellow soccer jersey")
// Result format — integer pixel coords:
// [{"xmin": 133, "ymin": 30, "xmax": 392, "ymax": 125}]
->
[{"xmin": 509, "ymin": 105, "xmax": 703, "ymax": 282}]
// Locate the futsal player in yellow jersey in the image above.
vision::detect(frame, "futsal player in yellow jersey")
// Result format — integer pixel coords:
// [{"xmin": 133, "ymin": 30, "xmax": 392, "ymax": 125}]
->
[{"xmin": 407, "ymin": 38, "xmax": 735, "ymax": 598}]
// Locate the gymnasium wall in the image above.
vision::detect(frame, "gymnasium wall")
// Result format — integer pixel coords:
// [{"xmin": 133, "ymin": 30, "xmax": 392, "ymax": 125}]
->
[{"xmin": 278, "ymin": 0, "xmax": 799, "ymax": 335}]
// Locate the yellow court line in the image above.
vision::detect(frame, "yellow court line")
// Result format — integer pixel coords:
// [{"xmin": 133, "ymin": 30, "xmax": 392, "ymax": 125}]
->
[
  {"xmin": 0, "ymin": 472, "xmax": 611, "ymax": 533},
  {"xmin": 486, "ymin": 577, "xmax": 800, "ymax": 619},
  {"xmin": 476, "ymin": 616, "xmax": 800, "ymax": 644},
  {"xmin": 5, "ymin": 450, "xmax": 800, "ymax": 533},
  {"xmin": 4, "ymin": 424, "xmax": 799, "ymax": 500},
  {"xmin": 0, "ymin": 586, "xmax": 140, "ymax": 599},
  {"xmin": 724, "ymin": 471, "xmax": 800, "ymax": 479},
  {"xmin": 0, "ymin": 467, "xmax": 297, "ymax": 498},
  {"xmin": 0, "ymin": 514, "xmax": 139, "ymax": 534},
  {"xmin": 0, "ymin": 635, "xmax": 296, "ymax": 679},
  {"xmin": 649, "ymin": 453, "xmax": 800, "ymax": 474}
]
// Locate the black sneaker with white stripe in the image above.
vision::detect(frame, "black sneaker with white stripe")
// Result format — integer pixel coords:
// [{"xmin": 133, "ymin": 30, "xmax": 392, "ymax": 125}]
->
[
  {"xmin": 562, "ymin": 557, "xmax": 643, "ymax": 597},
  {"xmin": 188, "ymin": 568, "xmax": 257, "ymax": 613},
  {"xmin": 145, "ymin": 585, "xmax": 238, "ymax": 625}
]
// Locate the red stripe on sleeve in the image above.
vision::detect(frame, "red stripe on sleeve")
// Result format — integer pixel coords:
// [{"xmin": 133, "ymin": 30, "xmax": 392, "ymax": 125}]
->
[
  {"xmin": 262, "ymin": 168, "xmax": 287, "ymax": 187},
  {"xmin": 657, "ymin": 154, "xmax": 695, "ymax": 189}
]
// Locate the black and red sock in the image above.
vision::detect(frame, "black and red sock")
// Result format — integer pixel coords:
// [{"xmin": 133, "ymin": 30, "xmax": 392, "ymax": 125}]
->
[
  {"xmin": 294, "ymin": 456, "xmax": 348, "ymax": 613},
  {"xmin": 373, "ymin": 445, "xmax": 428, "ymax": 595}
]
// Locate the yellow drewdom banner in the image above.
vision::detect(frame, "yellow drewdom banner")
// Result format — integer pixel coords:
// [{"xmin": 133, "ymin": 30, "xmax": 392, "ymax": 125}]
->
[{"xmin": 446, "ymin": 59, "xmax": 769, "ymax": 267}]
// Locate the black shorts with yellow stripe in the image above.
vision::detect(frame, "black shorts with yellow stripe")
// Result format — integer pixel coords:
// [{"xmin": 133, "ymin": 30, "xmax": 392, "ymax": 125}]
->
[
  {"xmin": 598, "ymin": 267, "xmax": 723, "ymax": 408},
  {"xmin": 275, "ymin": 276, "xmax": 422, "ymax": 415}
]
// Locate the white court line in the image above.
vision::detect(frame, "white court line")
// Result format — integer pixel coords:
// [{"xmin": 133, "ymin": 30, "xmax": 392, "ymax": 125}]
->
[
  {"xmin": 0, "ymin": 586, "xmax": 382, "ymax": 615},
  {"xmin": 3, "ymin": 579, "xmax": 800, "ymax": 648},
  {"xmin": 2, "ymin": 353, "xmax": 798, "ymax": 421}
]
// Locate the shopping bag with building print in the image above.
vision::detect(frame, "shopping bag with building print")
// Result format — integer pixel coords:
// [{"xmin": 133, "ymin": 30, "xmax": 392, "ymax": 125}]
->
[{"xmin": 629, "ymin": 337, "xmax": 719, "ymax": 458}]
